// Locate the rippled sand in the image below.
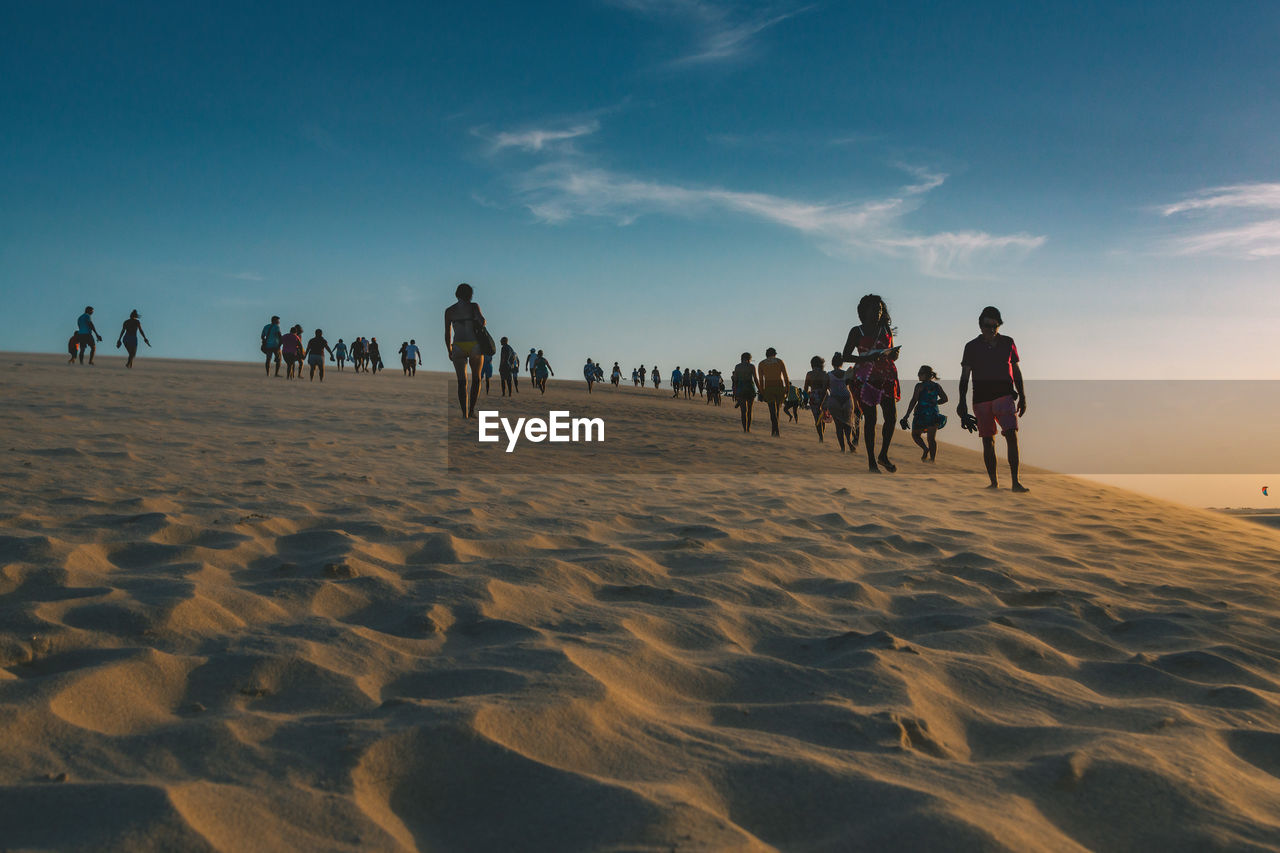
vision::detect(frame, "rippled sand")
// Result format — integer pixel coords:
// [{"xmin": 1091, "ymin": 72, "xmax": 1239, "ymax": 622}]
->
[{"xmin": 3, "ymin": 353, "xmax": 1280, "ymax": 852}]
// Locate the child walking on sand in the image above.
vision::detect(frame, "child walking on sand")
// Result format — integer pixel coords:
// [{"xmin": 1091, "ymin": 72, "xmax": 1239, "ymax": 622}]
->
[{"xmin": 900, "ymin": 365, "xmax": 949, "ymax": 462}]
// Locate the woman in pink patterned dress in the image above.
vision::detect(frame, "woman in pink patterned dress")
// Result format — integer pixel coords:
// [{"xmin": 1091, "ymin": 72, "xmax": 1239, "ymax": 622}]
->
[{"xmin": 842, "ymin": 294, "xmax": 901, "ymax": 473}]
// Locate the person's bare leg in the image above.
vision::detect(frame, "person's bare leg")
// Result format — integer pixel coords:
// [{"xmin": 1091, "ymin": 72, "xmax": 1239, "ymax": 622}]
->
[
  {"xmin": 982, "ymin": 436, "xmax": 999, "ymax": 487},
  {"xmin": 912, "ymin": 429, "xmax": 929, "ymax": 459},
  {"xmin": 1006, "ymin": 432, "xmax": 1028, "ymax": 491},
  {"xmin": 467, "ymin": 354, "xmax": 483, "ymax": 417},
  {"xmin": 862, "ymin": 404, "xmax": 879, "ymax": 471},
  {"xmin": 768, "ymin": 402, "xmax": 780, "ymax": 436},
  {"xmin": 877, "ymin": 399, "xmax": 897, "ymax": 472},
  {"xmin": 927, "ymin": 428, "xmax": 937, "ymax": 461},
  {"xmin": 452, "ymin": 357, "xmax": 468, "ymax": 415}
]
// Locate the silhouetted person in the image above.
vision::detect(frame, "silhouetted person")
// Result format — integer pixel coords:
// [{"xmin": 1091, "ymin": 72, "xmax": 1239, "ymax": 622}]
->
[
  {"xmin": 306, "ymin": 329, "xmax": 335, "ymax": 381},
  {"xmin": 115, "ymin": 309, "xmax": 150, "ymax": 368},
  {"xmin": 75, "ymin": 306, "xmax": 102, "ymax": 365},
  {"xmin": 843, "ymin": 294, "xmax": 901, "ymax": 473},
  {"xmin": 958, "ymin": 306, "xmax": 1028, "ymax": 491},
  {"xmin": 445, "ymin": 283, "xmax": 486, "ymax": 417},
  {"xmin": 260, "ymin": 315, "xmax": 282, "ymax": 376}
]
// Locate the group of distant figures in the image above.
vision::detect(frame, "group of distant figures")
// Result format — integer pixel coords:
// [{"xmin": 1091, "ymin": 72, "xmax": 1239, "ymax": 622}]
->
[
  {"xmin": 67, "ymin": 306, "xmax": 150, "ymax": 369},
  {"xmin": 257, "ymin": 317, "xmax": 433, "ymax": 381},
  {"xmin": 446, "ymin": 286, "xmax": 1029, "ymax": 492}
]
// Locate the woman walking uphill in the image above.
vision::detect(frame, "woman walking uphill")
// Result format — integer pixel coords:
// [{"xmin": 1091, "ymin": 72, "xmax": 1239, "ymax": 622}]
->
[
  {"xmin": 445, "ymin": 282, "xmax": 487, "ymax": 418},
  {"xmin": 843, "ymin": 294, "xmax": 902, "ymax": 473},
  {"xmin": 116, "ymin": 310, "xmax": 151, "ymax": 368},
  {"xmin": 732, "ymin": 353, "xmax": 760, "ymax": 434}
]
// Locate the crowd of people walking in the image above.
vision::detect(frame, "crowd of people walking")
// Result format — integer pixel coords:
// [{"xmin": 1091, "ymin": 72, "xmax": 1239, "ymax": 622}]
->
[
  {"xmin": 64, "ymin": 283, "xmax": 1028, "ymax": 491},
  {"xmin": 444, "ymin": 285, "xmax": 1027, "ymax": 491}
]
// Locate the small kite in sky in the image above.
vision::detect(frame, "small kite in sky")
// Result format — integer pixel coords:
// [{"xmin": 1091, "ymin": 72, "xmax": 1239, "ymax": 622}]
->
[{"xmin": 1264, "ymin": 486, "xmax": 1270, "ymax": 496}]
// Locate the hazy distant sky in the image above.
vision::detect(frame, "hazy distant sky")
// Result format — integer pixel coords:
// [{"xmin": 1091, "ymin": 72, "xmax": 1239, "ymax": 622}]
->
[{"xmin": 3, "ymin": 1, "xmax": 1279, "ymax": 378}]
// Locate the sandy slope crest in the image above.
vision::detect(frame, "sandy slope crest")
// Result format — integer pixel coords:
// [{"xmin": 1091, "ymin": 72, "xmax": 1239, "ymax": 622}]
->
[{"xmin": 2, "ymin": 354, "xmax": 1280, "ymax": 851}]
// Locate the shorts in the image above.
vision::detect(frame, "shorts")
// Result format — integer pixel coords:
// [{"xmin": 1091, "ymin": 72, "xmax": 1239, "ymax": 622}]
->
[
  {"xmin": 823, "ymin": 395, "xmax": 855, "ymax": 427},
  {"xmin": 760, "ymin": 386, "xmax": 785, "ymax": 405},
  {"xmin": 308, "ymin": 354, "xmax": 323, "ymax": 366},
  {"xmin": 78, "ymin": 332, "xmax": 95, "ymax": 347},
  {"xmin": 974, "ymin": 395, "xmax": 1018, "ymax": 438}
]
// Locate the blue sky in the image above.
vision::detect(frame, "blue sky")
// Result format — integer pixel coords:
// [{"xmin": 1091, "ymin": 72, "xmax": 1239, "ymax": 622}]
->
[{"xmin": 3, "ymin": 1, "xmax": 1279, "ymax": 379}]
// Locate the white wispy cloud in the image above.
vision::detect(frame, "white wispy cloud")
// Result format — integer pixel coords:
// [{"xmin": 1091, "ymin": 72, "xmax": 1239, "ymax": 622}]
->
[
  {"xmin": 1159, "ymin": 183, "xmax": 1280, "ymax": 216},
  {"xmin": 515, "ymin": 162, "xmax": 1044, "ymax": 277},
  {"xmin": 1159, "ymin": 182, "xmax": 1280, "ymax": 258},
  {"xmin": 611, "ymin": 0, "xmax": 808, "ymax": 65},
  {"xmin": 1163, "ymin": 219, "xmax": 1280, "ymax": 258},
  {"xmin": 480, "ymin": 121, "xmax": 601, "ymax": 153}
]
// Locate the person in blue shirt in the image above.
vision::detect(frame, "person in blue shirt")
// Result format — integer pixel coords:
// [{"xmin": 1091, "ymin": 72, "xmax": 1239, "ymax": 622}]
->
[
  {"xmin": 480, "ymin": 351, "xmax": 493, "ymax": 393},
  {"xmin": 333, "ymin": 339, "xmax": 348, "ymax": 370},
  {"xmin": 74, "ymin": 306, "xmax": 102, "ymax": 365},
  {"xmin": 406, "ymin": 339, "xmax": 421, "ymax": 377},
  {"xmin": 584, "ymin": 358, "xmax": 597, "ymax": 394},
  {"xmin": 671, "ymin": 366, "xmax": 683, "ymax": 398},
  {"xmin": 260, "ymin": 315, "xmax": 283, "ymax": 376}
]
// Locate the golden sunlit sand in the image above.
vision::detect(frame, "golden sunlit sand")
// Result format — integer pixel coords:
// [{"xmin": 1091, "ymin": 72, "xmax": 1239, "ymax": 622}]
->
[{"xmin": 3, "ymin": 353, "xmax": 1280, "ymax": 851}]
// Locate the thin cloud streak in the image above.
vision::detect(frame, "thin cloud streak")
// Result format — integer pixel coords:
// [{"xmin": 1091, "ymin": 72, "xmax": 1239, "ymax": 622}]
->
[
  {"xmin": 1160, "ymin": 183, "xmax": 1280, "ymax": 216},
  {"xmin": 1160, "ymin": 182, "xmax": 1280, "ymax": 258},
  {"xmin": 517, "ymin": 162, "xmax": 1044, "ymax": 277},
  {"xmin": 482, "ymin": 121, "xmax": 601, "ymax": 153},
  {"xmin": 611, "ymin": 0, "xmax": 809, "ymax": 66},
  {"xmin": 1165, "ymin": 219, "xmax": 1280, "ymax": 258}
]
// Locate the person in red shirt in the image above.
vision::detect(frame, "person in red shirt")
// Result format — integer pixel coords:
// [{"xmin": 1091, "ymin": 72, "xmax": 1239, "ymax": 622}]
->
[{"xmin": 957, "ymin": 306, "xmax": 1029, "ymax": 492}]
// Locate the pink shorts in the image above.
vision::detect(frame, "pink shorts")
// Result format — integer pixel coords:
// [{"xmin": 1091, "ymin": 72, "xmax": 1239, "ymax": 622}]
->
[{"xmin": 974, "ymin": 395, "xmax": 1017, "ymax": 438}]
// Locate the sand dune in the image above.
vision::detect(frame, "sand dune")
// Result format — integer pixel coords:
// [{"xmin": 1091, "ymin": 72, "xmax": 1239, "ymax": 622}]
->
[{"xmin": 3, "ymin": 353, "xmax": 1280, "ymax": 851}]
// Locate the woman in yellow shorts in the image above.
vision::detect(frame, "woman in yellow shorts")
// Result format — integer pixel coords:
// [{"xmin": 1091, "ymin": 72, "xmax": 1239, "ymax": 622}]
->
[{"xmin": 444, "ymin": 283, "xmax": 487, "ymax": 418}]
